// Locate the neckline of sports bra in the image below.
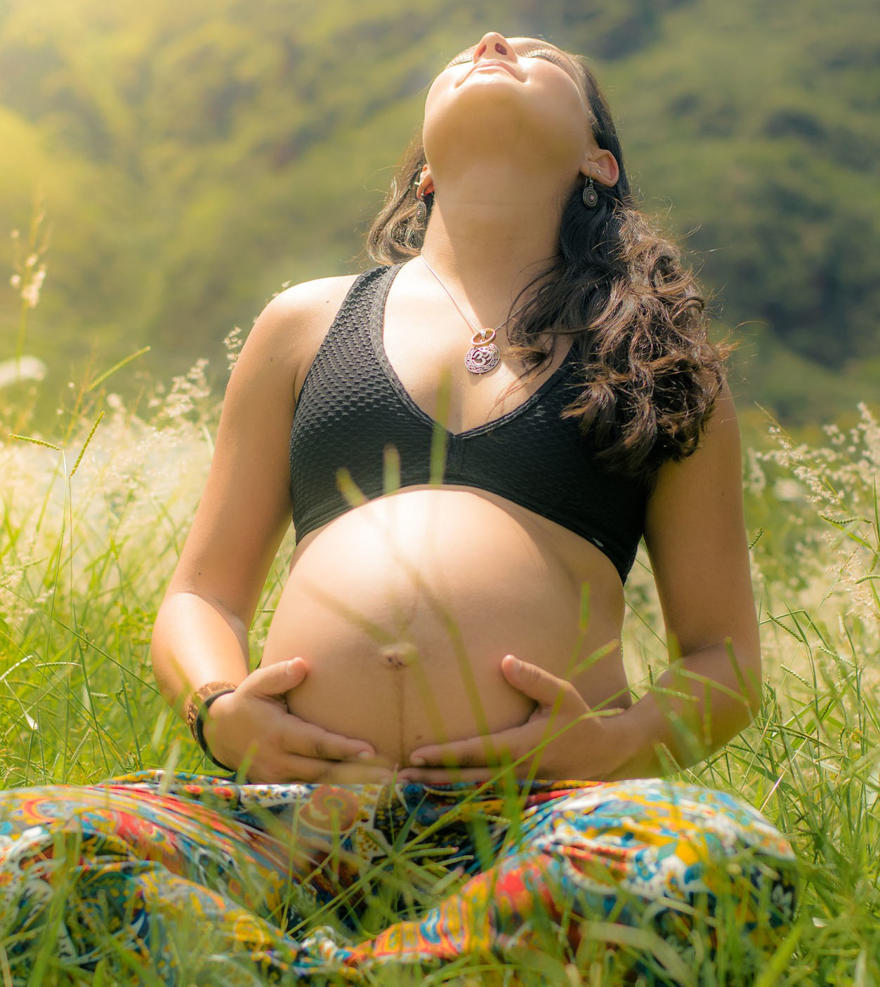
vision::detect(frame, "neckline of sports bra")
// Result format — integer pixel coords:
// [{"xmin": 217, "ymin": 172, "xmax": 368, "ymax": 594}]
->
[{"xmin": 369, "ymin": 261, "xmax": 578, "ymax": 440}]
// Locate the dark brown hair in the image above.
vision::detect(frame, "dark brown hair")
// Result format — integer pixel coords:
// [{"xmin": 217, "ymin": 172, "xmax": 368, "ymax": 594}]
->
[{"xmin": 366, "ymin": 52, "xmax": 729, "ymax": 480}]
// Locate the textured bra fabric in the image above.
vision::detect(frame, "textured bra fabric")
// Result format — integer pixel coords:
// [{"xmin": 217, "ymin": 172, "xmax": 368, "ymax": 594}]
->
[{"xmin": 289, "ymin": 263, "xmax": 648, "ymax": 583}]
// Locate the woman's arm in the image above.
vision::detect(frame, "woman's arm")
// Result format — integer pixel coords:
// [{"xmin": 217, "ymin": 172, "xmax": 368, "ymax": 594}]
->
[
  {"xmin": 151, "ymin": 286, "xmax": 304, "ymax": 704},
  {"xmin": 605, "ymin": 382, "xmax": 761, "ymax": 778},
  {"xmin": 150, "ymin": 276, "xmax": 380, "ymax": 781}
]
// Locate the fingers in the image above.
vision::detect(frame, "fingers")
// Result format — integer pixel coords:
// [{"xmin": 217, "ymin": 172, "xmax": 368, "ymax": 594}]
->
[
  {"xmin": 501, "ymin": 654, "xmax": 576, "ymax": 707},
  {"xmin": 279, "ymin": 719, "xmax": 375, "ymax": 762},
  {"xmin": 208, "ymin": 664, "xmax": 378, "ymax": 771},
  {"xmin": 245, "ymin": 662, "xmax": 379, "ymax": 756},
  {"xmin": 409, "ymin": 719, "xmax": 555, "ymax": 772},
  {"xmin": 409, "ymin": 729, "xmax": 521, "ymax": 770},
  {"xmin": 241, "ymin": 658, "xmax": 308, "ymax": 697}
]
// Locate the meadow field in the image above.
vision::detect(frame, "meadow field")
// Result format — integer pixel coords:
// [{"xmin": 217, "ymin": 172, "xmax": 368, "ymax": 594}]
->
[
  {"xmin": 1, "ymin": 0, "xmax": 877, "ymax": 977},
  {"xmin": 0, "ymin": 329, "xmax": 877, "ymax": 984}
]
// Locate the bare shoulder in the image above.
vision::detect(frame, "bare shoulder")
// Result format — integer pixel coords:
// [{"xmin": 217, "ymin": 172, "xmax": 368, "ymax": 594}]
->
[
  {"xmin": 262, "ymin": 274, "xmax": 360, "ymax": 328},
  {"xmin": 647, "ymin": 381, "xmax": 741, "ymax": 508},
  {"xmin": 702, "ymin": 380, "xmax": 740, "ymax": 439},
  {"xmin": 644, "ymin": 380, "xmax": 746, "ymax": 592},
  {"xmin": 244, "ymin": 274, "xmax": 359, "ymax": 393}
]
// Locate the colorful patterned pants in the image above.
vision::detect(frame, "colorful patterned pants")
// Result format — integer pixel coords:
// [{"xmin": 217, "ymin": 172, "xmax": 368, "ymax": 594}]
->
[{"xmin": 0, "ymin": 772, "xmax": 797, "ymax": 984}]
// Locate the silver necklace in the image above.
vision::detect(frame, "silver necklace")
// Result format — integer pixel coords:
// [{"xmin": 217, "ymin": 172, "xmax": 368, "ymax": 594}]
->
[{"xmin": 420, "ymin": 256, "xmax": 529, "ymax": 376}]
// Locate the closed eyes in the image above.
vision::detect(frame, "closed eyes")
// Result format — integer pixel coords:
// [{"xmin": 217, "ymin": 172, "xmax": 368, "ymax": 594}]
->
[
  {"xmin": 445, "ymin": 46, "xmax": 571, "ymax": 71},
  {"xmin": 446, "ymin": 50, "xmax": 475, "ymax": 67},
  {"xmin": 521, "ymin": 47, "xmax": 569, "ymax": 68},
  {"xmin": 519, "ymin": 48, "xmax": 581, "ymax": 83}
]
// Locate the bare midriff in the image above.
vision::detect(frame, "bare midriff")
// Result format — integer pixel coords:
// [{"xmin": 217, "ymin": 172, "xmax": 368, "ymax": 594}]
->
[{"xmin": 260, "ymin": 485, "xmax": 631, "ymax": 768}]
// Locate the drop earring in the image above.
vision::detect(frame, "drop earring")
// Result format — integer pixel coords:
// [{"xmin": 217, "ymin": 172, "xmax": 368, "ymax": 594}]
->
[
  {"xmin": 415, "ymin": 190, "xmax": 428, "ymax": 225},
  {"xmin": 582, "ymin": 175, "xmax": 599, "ymax": 208},
  {"xmin": 413, "ymin": 174, "xmax": 433, "ymax": 225}
]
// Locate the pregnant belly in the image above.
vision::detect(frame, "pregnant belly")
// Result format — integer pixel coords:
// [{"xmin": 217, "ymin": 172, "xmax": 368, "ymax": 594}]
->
[{"xmin": 261, "ymin": 488, "xmax": 626, "ymax": 767}]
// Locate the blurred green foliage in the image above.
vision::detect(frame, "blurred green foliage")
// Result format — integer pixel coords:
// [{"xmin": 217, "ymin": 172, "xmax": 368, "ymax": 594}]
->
[{"xmin": 1, "ymin": 0, "xmax": 877, "ymax": 420}]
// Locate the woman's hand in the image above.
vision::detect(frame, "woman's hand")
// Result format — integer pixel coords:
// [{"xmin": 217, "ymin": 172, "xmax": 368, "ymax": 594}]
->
[
  {"xmin": 398, "ymin": 655, "xmax": 628, "ymax": 783},
  {"xmin": 203, "ymin": 658, "xmax": 393, "ymax": 783}
]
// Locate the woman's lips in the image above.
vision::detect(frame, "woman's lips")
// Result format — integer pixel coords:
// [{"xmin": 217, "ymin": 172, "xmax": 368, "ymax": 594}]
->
[{"xmin": 466, "ymin": 60, "xmax": 520, "ymax": 81}]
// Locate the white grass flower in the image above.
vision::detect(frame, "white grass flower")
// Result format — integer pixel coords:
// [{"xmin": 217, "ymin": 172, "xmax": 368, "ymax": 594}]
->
[
  {"xmin": 20, "ymin": 266, "xmax": 46, "ymax": 309},
  {"xmin": 0, "ymin": 357, "xmax": 47, "ymax": 387},
  {"xmin": 773, "ymin": 479, "xmax": 801, "ymax": 502},
  {"xmin": 224, "ymin": 326, "xmax": 244, "ymax": 374}
]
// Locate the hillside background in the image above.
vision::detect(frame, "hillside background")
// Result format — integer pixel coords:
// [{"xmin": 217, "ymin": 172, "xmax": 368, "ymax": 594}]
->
[{"xmin": 1, "ymin": 0, "xmax": 878, "ymax": 424}]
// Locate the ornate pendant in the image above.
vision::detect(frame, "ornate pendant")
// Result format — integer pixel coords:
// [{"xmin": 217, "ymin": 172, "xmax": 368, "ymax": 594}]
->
[{"xmin": 464, "ymin": 328, "xmax": 500, "ymax": 375}]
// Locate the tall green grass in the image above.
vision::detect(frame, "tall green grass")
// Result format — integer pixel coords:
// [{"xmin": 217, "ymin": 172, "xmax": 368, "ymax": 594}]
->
[{"xmin": 1, "ymin": 330, "xmax": 878, "ymax": 981}]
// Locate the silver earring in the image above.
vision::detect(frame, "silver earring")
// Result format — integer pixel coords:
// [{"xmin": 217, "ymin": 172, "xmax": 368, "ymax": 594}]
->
[
  {"xmin": 582, "ymin": 175, "xmax": 599, "ymax": 208},
  {"xmin": 415, "ymin": 190, "xmax": 428, "ymax": 225}
]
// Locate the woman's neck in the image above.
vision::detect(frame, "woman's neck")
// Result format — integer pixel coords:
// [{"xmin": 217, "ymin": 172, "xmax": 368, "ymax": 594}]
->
[{"xmin": 419, "ymin": 165, "xmax": 566, "ymax": 311}]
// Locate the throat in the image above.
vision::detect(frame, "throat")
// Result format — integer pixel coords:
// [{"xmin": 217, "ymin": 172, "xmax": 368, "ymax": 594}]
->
[{"xmin": 420, "ymin": 172, "xmax": 566, "ymax": 278}]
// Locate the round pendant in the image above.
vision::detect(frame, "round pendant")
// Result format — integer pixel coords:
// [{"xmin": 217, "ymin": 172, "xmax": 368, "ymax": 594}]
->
[{"xmin": 465, "ymin": 343, "xmax": 500, "ymax": 374}]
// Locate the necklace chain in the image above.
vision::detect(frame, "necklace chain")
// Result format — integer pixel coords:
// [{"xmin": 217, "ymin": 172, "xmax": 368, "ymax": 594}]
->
[{"xmin": 420, "ymin": 255, "xmax": 531, "ymax": 375}]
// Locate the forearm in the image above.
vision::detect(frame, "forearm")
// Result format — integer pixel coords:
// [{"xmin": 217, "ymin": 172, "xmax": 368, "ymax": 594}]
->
[
  {"xmin": 605, "ymin": 641, "xmax": 761, "ymax": 780},
  {"xmin": 150, "ymin": 591, "xmax": 251, "ymax": 718}
]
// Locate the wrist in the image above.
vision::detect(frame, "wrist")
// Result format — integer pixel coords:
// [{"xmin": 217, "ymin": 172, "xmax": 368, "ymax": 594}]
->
[{"xmin": 184, "ymin": 681, "xmax": 238, "ymax": 772}]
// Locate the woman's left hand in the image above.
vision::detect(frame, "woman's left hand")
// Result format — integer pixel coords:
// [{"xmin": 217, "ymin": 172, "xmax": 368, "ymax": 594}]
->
[{"xmin": 398, "ymin": 655, "xmax": 628, "ymax": 783}]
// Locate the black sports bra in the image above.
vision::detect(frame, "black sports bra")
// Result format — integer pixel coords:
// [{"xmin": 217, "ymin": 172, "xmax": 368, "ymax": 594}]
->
[{"xmin": 289, "ymin": 263, "xmax": 648, "ymax": 583}]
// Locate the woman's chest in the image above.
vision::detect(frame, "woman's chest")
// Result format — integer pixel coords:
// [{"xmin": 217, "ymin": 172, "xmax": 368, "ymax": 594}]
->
[{"xmin": 381, "ymin": 299, "xmax": 570, "ymax": 435}]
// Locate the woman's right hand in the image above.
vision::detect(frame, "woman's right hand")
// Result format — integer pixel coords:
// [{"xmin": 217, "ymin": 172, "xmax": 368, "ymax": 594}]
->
[{"xmin": 202, "ymin": 658, "xmax": 392, "ymax": 783}]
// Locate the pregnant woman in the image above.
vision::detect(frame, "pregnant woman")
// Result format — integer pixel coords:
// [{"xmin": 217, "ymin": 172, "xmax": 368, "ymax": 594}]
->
[{"xmin": 0, "ymin": 31, "xmax": 797, "ymax": 984}]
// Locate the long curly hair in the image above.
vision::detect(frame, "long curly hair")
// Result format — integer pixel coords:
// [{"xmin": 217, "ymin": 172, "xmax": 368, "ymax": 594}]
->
[{"xmin": 365, "ymin": 53, "xmax": 729, "ymax": 480}]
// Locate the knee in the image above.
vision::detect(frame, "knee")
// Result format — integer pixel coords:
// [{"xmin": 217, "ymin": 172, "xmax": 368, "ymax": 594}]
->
[{"xmin": 514, "ymin": 780, "xmax": 799, "ymax": 923}]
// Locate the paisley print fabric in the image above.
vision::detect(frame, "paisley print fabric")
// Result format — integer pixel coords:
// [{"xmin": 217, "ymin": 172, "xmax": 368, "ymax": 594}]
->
[{"xmin": 0, "ymin": 772, "xmax": 797, "ymax": 984}]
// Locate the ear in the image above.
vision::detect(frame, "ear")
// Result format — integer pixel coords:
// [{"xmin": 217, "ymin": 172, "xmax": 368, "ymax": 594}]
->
[
  {"xmin": 417, "ymin": 163, "xmax": 435, "ymax": 197},
  {"xmin": 582, "ymin": 149, "xmax": 619, "ymax": 188}
]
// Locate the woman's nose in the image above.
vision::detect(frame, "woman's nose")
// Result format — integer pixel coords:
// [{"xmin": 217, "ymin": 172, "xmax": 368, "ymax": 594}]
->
[{"xmin": 472, "ymin": 31, "xmax": 515, "ymax": 63}]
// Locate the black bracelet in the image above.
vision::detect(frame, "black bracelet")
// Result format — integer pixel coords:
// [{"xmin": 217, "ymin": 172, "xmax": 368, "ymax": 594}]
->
[{"xmin": 194, "ymin": 689, "xmax": 237, "ymax": 773}]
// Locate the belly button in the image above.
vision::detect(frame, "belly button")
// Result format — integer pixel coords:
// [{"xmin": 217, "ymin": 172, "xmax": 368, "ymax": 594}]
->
[{"xmin": 379, "ymin": 643, "xmax": 418, "ymax": 669}]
